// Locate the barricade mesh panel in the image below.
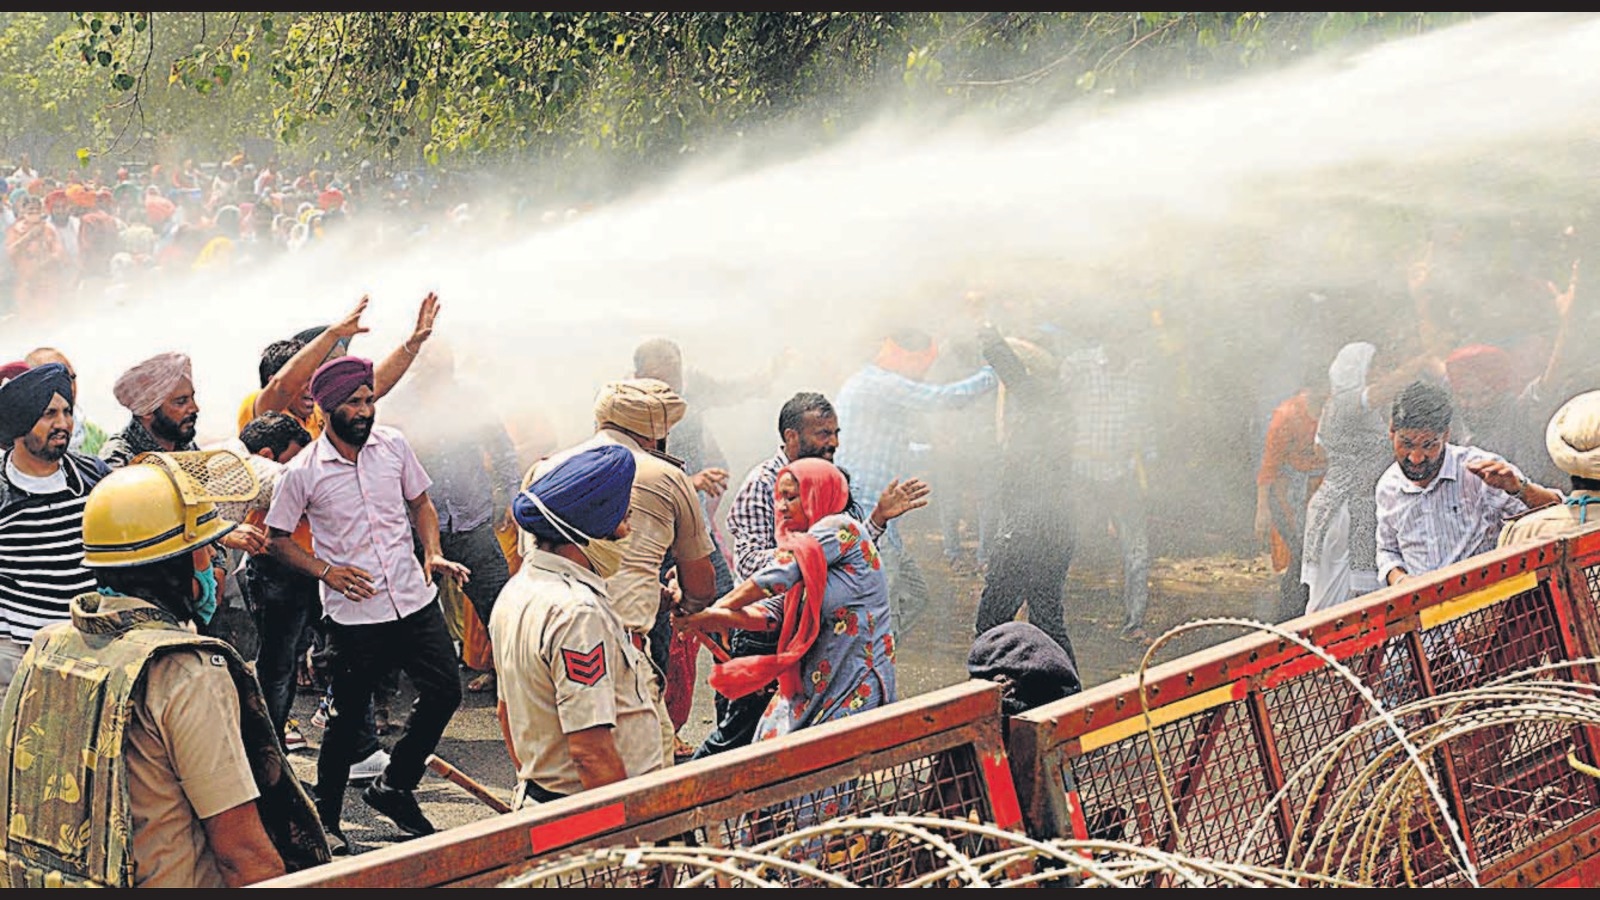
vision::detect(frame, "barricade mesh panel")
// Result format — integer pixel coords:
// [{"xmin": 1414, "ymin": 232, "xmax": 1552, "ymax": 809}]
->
[
  {"xmin": 1051, "ymin": 576, "xmax": 1599, "ymax": 888},
  {"xmin": 1061, "ymin": 697, "xmax": 1279, "ymax": 885},
  {"xmin": 510, "ymin": 746, "xmax": 996, "ymax": 888}
]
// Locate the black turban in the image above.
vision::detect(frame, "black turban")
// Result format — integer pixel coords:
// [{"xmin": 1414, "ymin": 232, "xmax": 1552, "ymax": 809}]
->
[{"xmin": 0, "ymin": 363, "xmax": 73, "ymax": 443}]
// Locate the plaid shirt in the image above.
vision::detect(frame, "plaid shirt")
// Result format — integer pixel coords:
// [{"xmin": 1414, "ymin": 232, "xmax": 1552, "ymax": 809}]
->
[
  {"xmin": 1061, "ymin": 349, "xmax": 1155, "ymax": 483},
  {"xmin": 728, "ymin": 447, "xmax": 886, "ymax": 580},
  {"xmin": 833, "ymin": 363, "xmax": 998, "ymax": 548}
]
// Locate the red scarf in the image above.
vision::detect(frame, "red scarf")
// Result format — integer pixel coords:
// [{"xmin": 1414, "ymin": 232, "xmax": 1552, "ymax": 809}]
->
[{"xmin": 708, "ymin": 458, "xmax": 849, "ymax": 700}]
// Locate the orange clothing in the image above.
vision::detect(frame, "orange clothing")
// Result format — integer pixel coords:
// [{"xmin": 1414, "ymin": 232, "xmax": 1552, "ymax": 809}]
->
[
  {"xmin": 1257, "ymin": 390, "xmax": 1326, "ymax": 571},
  {"xmin": 238, "ymin": 389, "xmax": 324, "ymax": 553}
]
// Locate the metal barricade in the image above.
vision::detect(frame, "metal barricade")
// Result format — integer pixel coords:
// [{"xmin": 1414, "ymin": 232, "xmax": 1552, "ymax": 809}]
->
[
  {"xmin": 1007, "ymin": 535, "xmax": 1600, "ymax": 888},
  {"xmin": 254, "ymin": 680, "xmax": 1023, "ymax": 888}
]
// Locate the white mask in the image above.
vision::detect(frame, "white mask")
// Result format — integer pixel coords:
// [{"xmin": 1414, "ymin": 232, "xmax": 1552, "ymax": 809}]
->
[
  {"xmin": 520, "ymin": 486, "xmax": 626, "ymax": 578},
  {"xmin": 579, "ymin": 538, "xmax": 627, "ymax": 580}
]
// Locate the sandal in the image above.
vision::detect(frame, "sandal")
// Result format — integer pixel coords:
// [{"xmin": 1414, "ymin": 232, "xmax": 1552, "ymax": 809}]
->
[{"xmin": 467, "ymin": 671, "xmax": 497, "ymax": 693}]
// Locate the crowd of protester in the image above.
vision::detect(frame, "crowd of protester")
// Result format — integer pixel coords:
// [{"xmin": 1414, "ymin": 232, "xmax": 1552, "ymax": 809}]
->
[{"xmin": 0, "ymin": 147, "xmax": 1597, "ymax": 885}]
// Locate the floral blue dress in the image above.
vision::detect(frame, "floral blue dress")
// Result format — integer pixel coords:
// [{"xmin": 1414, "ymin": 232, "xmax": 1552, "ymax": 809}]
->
[{"xmin": 749, "ymin": 513, "xmax": 897, "ymax": 741}]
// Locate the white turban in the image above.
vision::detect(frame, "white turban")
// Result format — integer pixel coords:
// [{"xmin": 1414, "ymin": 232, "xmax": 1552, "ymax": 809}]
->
[
  {"xmin": 113, "ymin": 351, "xmax": 193, "ymax": 416},
  {"xmin": 1547, "ymin": 390, "xmax": 1600, "ymax": 479},
  {"xmin": 593, "ymin": 378, "xmax": 686, "ymax": 441}
]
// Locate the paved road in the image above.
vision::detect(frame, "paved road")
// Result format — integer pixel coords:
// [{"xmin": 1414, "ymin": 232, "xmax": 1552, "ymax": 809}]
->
[{"xmin": 281, "ymin": 545, "xmax": 1271, "ymax": 860}]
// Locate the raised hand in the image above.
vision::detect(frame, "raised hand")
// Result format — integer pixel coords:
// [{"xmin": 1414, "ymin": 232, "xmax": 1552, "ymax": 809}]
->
[
  {"xmin": 1547, "ymin": 258, "xmax": 1580, "ymax": 320},
  {"xmin": 330, "ymin": 295, "xmax": 373, "ymax": 342}
]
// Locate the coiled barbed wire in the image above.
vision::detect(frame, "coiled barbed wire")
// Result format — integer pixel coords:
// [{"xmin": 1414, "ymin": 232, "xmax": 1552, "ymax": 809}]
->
[
  {"xmin": 497, "ymin": 620, "xmax": 1600, "ymax": 888},
  {"xmin": 497, "ymin": 814, "xmax": 1368, "ymax": 888}
]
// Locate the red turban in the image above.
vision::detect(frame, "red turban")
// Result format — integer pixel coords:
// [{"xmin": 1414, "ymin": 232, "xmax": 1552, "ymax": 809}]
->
[
  {"xmin": 1445, "ymin": 344, "xmax": 1516, "ymax": 399},
  {"xmin": 318, "ymin": 188, "xmax": 345, "ymax": 211},
  {"xmin": 145, "ymin": 195, "xmax": 176, "ymax": 225},
  {"xmin": 44, "ymin": 189, "xmax": 69, "ymax": 213},
  {"xmin": 65, "ymin": 184, "xmax": 96, "ymax": 210}
]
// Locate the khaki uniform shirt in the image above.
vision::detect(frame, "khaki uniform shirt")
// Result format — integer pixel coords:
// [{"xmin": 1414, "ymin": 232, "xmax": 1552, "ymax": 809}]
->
[
  {"xmin": 1498, "ymin": 490, "xmax": 1600, "ymax": 548},
  {"xmin": 520, "ymin": 429, "xmax": 714, "ymax": 634},
  {"xmin": 490, "ymin": 549, "xmax": 665, "ymax": 797},
  {"xmin": 126, "ymin": 646, "xmax": 260, "ymax": 888}
]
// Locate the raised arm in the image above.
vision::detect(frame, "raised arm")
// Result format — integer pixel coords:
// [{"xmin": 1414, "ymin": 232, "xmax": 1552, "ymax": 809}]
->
[
  {"xmin": 373, "ymin": 292, "xmax": 441, "ymax": 398},
  {"xmin": 255, "ymin": 296, "xmax": 370, "ymax": 417}
]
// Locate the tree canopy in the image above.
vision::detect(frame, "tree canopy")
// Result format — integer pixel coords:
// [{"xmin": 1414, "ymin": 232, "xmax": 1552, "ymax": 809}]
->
[{"xmin": 12, "ymin": 12, "xmax": 1477, "ymax": 180}]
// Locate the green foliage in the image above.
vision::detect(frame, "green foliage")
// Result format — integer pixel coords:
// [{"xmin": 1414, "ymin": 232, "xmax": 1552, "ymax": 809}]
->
[{"xmin": 45, "ymin": 11, "xmax": 1479, "ymax": 177}]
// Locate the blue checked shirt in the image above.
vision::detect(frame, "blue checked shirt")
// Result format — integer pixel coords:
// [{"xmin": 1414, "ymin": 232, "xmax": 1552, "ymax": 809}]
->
[
  {"xmin": 832, "ymin": 364, "xmax": 999, "ymax": 550},
  {"xmin": 1061, "ymin": 348, "xmax": 1156, "ymax": 484},
  {"xmin": 1374, "ymin": 443, "xmax": 1532, "ymax": 584}
]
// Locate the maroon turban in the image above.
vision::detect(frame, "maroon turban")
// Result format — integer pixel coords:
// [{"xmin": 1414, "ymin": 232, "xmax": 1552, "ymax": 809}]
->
[
  {"xmin": 311, "ymin": 355, "xmax": 374, "ymax": 413},
  {"xmin": 0, "ymin": 361, "xmax": 29, "ymax": 385}
]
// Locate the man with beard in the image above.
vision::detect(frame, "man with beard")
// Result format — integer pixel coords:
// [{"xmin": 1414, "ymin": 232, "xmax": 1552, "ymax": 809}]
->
[
  {"xmin": 22, "ymin": 347, "xmax": 107, "ymax": 456},
  {"xmin": 0, "ymin": 450, "xmax": 329, "ymax": 886},
  {"xmin": 694, "ymin": 391, "xmax": 928, "ymax": 759},
  {"xmin": 0, "ymin": 363, "xmax": 109, "ymax": 695},
  {"xmin": 1375, "ymin": 379, "xmax": 1563, "ymax": 588},
  {"xmin": 100, "ymin": 351, "xmax": 202, "ymax": 467},
  {"xmin": 264, "ymin": 355, "xmax": 470, "ymax": 852}
]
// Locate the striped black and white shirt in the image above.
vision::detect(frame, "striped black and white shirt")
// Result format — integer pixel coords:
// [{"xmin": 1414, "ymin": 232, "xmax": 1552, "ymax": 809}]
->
[{"xmin": 0, "ymin": 451, "xmax": 109, "ymax": 644}]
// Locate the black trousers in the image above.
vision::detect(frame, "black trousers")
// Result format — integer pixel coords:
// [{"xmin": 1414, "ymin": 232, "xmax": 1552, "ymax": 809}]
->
[
  {"xmin": 440, "ymin": 522, "xmax": 512, "ymax": 628},
  {"xmin": 691, "ymin": 629, "xmax": 778, "ymax": 760},
  {"xmin": 316, "ymin": 601, "xmax": 462, "ymax": 825},
  {"xmin": 973, "ymin": 513, "xmax": 1078, "ymax": 666}
]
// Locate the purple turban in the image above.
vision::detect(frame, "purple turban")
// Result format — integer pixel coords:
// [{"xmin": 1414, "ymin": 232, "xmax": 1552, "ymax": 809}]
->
[
  {"xmin": 311, "ymin": 355, "xmax": 374, "ymax": 413},
  {"xmin": 0, "ymin": 363, "xmax": 73, "ymax": 443},
  {"xmin": 513, "ymin": 444, "xmax": 636, "ymax": 544}
]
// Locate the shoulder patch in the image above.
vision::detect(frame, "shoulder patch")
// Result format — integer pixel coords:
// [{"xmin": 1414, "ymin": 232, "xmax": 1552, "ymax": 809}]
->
[{"xmin": 562, "ymin": 644, "xmax": 607, "ymax": 686}]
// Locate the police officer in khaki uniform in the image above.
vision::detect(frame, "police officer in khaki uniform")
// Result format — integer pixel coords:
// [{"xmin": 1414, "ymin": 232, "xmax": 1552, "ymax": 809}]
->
[
  {"xmin": 0, "ymin": 451, "xmax": 327, "ymax": 888},
  {"xmin": 492, "ymin": 443, "xmax": 666, "ymax": 805},
  {"xmin": 1499, "ymin": 389, "xmax": 1596, "ymax": 547}
]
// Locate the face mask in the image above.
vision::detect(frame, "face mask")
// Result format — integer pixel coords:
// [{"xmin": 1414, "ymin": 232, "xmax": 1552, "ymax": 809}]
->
[
  {"xmin": 520, "ymin": 486, "xmax": 626, "ymax": 578},
  {"xmin": 192, "ymin": 565, "xmax": 218, "ymax": 625},
  {"xmin": 580, "ymin": 539, "xmax": 626, "ymax": 580}
]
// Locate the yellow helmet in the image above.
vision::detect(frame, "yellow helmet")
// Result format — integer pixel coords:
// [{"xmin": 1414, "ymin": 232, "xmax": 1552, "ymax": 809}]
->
[{"xmin": 82, "ymin": 450, "xmax": 261, "ymax": 568}]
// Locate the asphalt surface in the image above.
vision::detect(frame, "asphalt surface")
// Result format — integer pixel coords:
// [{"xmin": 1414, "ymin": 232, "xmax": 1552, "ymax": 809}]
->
[{"xmin": 280, "ymin": 531, "xmax": 1273, "ymax": 859}]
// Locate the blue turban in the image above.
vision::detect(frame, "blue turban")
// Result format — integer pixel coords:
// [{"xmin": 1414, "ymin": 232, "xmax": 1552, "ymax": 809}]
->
[
  {"xmin": 513, "ymin": 444, "xmax": 636, "ymax": 545},
  {"xmin": 0, "ymin": 363, "xmax": 74, "ymax": 443}
]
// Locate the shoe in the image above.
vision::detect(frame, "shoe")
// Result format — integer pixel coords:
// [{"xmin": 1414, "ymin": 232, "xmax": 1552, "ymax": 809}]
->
[
  {"xmin": 673, "ymin": 736, "xmax": 696, "ymax": 764},
  {"xmin": 349, "ymin": 748, "xmax": 390, "ymax": 784},
  {"xmin": 326, "ymin": 825, "xmax": 363, "ymax": 856},
  {"xmin": 310, "ymin": 693, "xmax": 331, "ymax": 729},
  {"xmin": 374, "ymin": 704, "xmax": 394, "ymax": 736},
  {"xmin": 363, "ymin": 774, "xmax": 436, "ymax": 837},
  {"xmin": 283, "ymin": 720, "xmax": 308, "ymax": 753}
]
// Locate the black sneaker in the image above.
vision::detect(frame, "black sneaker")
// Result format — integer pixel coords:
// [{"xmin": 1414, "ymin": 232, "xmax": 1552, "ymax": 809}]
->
[{"xmin": 362, "ymin": 774, "xmax": 436, "ymax": 837}]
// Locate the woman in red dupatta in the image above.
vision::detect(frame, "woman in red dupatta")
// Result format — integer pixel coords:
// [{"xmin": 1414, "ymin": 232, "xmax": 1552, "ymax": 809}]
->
[{"xmin": 680, "ymin": 457, "xmax": 896, "ymax": 742}]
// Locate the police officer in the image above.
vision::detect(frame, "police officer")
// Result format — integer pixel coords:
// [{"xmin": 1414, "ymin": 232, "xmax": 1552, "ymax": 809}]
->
[
  {"xmin": 0, "ymin": 451, "xmax": 327, "ymax": 887},
  {"xmin": 490, "ymin": 443, "xmax": 666, "ymax": 805}
]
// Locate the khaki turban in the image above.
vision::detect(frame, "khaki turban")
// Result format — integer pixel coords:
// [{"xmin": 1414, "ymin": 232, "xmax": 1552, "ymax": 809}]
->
[
  {"xmin": 113, "ymin": 351, "xmax": 193, "ymax": 416},
  {"xmin": 593, "ymin": 378, "xmax": 686, "ymax": 441},
  {"xmin": 1547, "ymin": 390, "xmax": 1600, "ymax": 479}
]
